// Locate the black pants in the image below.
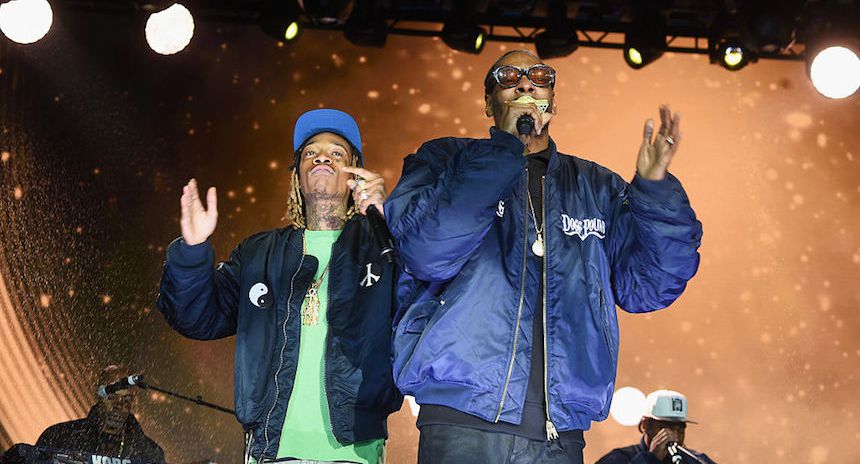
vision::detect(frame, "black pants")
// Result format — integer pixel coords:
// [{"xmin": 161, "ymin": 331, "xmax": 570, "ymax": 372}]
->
[{"xmin": 418, "ymin": 425, "xmax": 585, "ymax": 464}]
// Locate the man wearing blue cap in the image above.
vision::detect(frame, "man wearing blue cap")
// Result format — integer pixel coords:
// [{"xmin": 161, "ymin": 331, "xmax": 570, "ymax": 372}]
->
[{"xmin": 156, "ymin": 109, "xmax": 402, "ymax": 463}]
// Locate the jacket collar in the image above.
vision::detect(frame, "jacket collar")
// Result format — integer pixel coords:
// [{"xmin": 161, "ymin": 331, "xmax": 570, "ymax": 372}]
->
[{"xmin": 545, "ymin": 137, "xmax": 561, "ymax": 173}]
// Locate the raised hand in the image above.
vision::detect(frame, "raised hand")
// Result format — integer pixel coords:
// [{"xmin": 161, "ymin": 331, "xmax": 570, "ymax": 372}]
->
[
  {"xmin": 637, "ymin": 104, "xmax": 681, "ymax": 181},
  {"xmin": 179, "ymin": 178, "xmax": 218, "ymax": 246},
  {"xmin": 343, "ymin": 166, "xmax": 387, "ymax": 216},
  {"xmin": 648, "ymin": 428, "xmax": 672, "ymax": 461}
]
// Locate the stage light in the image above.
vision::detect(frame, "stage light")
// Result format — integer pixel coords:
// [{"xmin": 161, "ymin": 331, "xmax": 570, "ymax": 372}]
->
[
  {"xmin": 0, "ymin": 0, "xmax": 53, "ymax": 45},
  {"xmin": 442, "ymin": 21, "xmax": 486, "ymax": 54},
  {"xmin": 723, "ymin": 46, "xmax": 744, "ymax": 67},
  {"xmin": 534, "ymin": 0, "xmax": 578, "ymax": 60},
  {"xmin": 624, "ymin": 40, "xmax": 664, "ymax": 69},
  {"xmin": 144, "ymin": 3, "xmax": 195, "ymax": 55},
  {"xmin": 713, "ymin": 40, "xmax": 755, "ymax": 71},
  {"xmin": 285, "ymin": 21, "xmax": 300, "ymax": 41},
  {"xmin": 623, "ymin": 10, "xmax": 666, "ymax": 69},
  {"xmin": 441, "ymin": 1, "xmax": 485, "ymax": 55},
  {"xmin": 708, "ymin": 13, "xmax": 757, "ymax": 72},
  {"xmin": 260, "ymin": 0, "xmax": 303, "ymax": 44},
  {"xmin": 610, "ymin": 387, "xmax": 646, "ymax": 426},
  {"xmin": 809, "ymin": 45, "xmax": 860, "ymax": 99},
  {"xmin": 626, "ymin": 47, "xmax": 643, "ymax": 66},
  {"xmin": 536, "ymin": 29, "xmax": 578, "ymax": 60}
]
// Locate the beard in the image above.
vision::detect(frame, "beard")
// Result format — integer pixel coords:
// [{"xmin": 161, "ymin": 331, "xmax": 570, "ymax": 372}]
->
[{"xmin": 101, "ymin": 410, "xmax": 128, "ymax": 435}]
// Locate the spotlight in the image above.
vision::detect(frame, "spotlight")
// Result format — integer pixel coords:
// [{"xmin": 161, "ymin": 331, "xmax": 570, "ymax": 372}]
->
[
  {"xmin": 299, "ymin": 0, "xmax": 355, "ymax": 27},
  {"xmin": 144, "ymin": 3, "xmax": 195, "ymax": 55},
  {"xmin": 0, "ymin": 0, "xmax": 53, "ymax": 45},
  {"xmin": 441, "ymin": 1, "xmax": 485, "ymax": 54},
  {"xmin": 807, "ymin": 43, "xmax": 860, "ymax": 99},
  {"xmin": 284, "ymin": 21, "xmax": 301, "ymax": 41},
  {"xmin": 712, "ymin": 40, "xmax": 756, "ymax": 71},
  {"xmin": 624, "ymin": 36, "xmax": 665, "ymax": 69},
  {"xmin": 534, "ymin": 0, "xmax": 578, "ymax": 60},
  {"xmin": 442, "ymin": 21, "xmax": 486, "ymax": 54},
  {"xmin": 623, "ymin": 10, "xmax": 666, "ymax": 69},
  {"xmin": 708, "ymin": 12, "xmax": 758, "ymax": 72},
  {"xmin": 535, "ymin": 29, "xmax": 578, "ymax": 60},
  {"xmin": 722, "ymin": 46, "xmax": 744, "ymax": 67},
  {"xmin": 261, "ymin": 1, "xmax": 303, "ymax": 44}
]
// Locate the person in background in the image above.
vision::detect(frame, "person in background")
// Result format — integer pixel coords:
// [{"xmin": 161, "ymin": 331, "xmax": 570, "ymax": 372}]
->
[
  {"xmin": 30, "ymin": 364, "xmax": 163, "ymax": 462},
  {"xmin": 596, "ymin": 390, "xmax": 716, "ymax": 464}
]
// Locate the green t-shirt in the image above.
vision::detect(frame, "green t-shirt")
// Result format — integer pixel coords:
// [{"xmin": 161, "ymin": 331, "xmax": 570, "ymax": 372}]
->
[{"xmin": 277, "ymin": 229, "xmax": 384, "ymax": 463}]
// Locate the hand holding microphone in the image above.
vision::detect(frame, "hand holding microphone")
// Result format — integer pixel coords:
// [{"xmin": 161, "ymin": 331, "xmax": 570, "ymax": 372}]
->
[
  {"xmin": 343, "ymin": 167, "xmax": 396, "ymax": 263},
  {"xmin": 667, "ymin": 442, "xmax": 683, "ymax": 463},
  {"xmin": 343, "ymin": 166, "xmax": 386, "ymax": 216},
  {"xmin": 503, "ymin": 95, "xmax": 553, "ymax": 139}
]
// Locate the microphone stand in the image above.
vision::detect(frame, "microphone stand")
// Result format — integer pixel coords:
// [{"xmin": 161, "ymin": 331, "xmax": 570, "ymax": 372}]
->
[{"xmin": 137, "ymin": 378, "xmax": 235, "ymax": 416}]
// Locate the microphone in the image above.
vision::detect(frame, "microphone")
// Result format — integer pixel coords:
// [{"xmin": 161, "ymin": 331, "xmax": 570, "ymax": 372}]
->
[
  {"xmin": 667, "ymin": 442, "xmax": 683, "ymax": 463},
  {"xmin": 366, "ymin": 205, "xmax": 396, "ymax": 264},
  {"xmin": 675, "ymin": 443, "xmax": 708, "ymax": 464},
  {"xmin": 516, "ymin": 114, "xmax": 535, "ymax": 136},
  {"xmin": 98, "ymin": 374, "xmax": 144, "ymax": 398}
]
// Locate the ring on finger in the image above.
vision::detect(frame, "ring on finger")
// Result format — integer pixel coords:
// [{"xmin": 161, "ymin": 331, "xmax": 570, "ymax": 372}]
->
[
  {"xmin": 665, "ymin": 135, "xmax": 675, "ymax": 146},
  {"xmin": 360, "ymin": 190, "xmax": 369, "ymax": 201}
]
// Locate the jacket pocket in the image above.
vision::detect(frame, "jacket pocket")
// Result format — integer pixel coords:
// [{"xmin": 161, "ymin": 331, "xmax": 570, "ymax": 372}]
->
[
  {"xmin": 598, "ymin": 289, "xmax": 617, "ymax": 360},
  {"xmin": 400, "ymin": 298, "xmax": 439, "ymax": 335}
]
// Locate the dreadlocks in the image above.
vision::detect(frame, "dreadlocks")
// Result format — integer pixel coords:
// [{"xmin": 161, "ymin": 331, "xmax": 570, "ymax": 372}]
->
[{"xmin": 283, "ymin": 154, "xmax": 358, "ymax": 228}]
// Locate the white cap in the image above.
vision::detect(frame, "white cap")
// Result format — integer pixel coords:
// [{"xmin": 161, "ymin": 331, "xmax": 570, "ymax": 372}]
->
[{"xmin": 642, "ymin": 390, "xmax": 697, "ymax": 423}]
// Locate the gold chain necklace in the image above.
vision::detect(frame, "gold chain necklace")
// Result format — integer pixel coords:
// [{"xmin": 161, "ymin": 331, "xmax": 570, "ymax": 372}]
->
[
  {"xmin": 526, "ymin": 191, "xmax": 545, "ymax": 257},
  {"xmin": 302, "ymin": 265, "xmax": 329, "ymax": 325},
  {"xmin": 302, "ymin": 233, "xmax": 330, "ymax": 326}
]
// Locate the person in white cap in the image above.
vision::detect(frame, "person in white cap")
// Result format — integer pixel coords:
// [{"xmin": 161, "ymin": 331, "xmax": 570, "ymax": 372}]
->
[{"xmin": 596, "ymin": 390, "xmax": 716, "ymax": 464}]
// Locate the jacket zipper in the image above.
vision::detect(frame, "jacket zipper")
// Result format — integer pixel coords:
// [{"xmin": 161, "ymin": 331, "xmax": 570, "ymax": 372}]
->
[
  {"xmin": 260, "ymin": 230, "xmax": 305, "ymax": 462},
  {"xmin": 323, "ymin": 240, "xmax": 341, "ymax": 443},
  {"xmin": 541, "ymin": 176, "xmax": 559, "ymax": 441},
  {"xmin": 494, "ymin": 170, "xmax": 529, "ymax": 422}
]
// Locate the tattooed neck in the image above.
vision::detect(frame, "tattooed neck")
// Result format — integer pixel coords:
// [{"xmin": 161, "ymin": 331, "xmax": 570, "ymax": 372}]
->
[{"xmin": 305, "ymin": 192, "xmax": 348, "ymax": 230}]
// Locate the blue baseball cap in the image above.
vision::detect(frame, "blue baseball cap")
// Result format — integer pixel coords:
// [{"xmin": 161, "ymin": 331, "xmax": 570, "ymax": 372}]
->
[{"xmin": 293, "ymin": 108, "xmax": 364, "ymax": 166}]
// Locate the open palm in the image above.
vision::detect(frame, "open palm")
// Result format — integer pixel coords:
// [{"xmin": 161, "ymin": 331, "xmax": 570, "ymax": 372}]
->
[
  {"xmin": 637, "ymin": 104, "xmax": 682, "ymax": 181},
  {"xmin": 180, "ymin": 178, "xmax": 218, "ymax": 246}
]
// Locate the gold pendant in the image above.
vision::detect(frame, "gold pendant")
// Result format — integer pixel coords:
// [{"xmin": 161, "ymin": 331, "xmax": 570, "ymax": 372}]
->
[
  {"xmin": 302, "ymin": 287, "xmax": 320, "ymax": 326},
  {"xmin": 532, "ymin": 235, "xmax": 545, "ymax": 257}
]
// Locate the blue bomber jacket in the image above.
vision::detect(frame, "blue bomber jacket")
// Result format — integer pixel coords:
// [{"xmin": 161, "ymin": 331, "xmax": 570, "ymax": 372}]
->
[
  {"xmin": 156, "ymin": 217, "xmax": 403, "ymax": 459},
  {"xmin": 385, "ymin": 129, "xmax": 702, "ymax": 433}
]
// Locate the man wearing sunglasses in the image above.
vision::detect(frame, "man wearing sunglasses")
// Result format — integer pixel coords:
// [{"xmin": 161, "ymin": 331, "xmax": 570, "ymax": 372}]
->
[{"xmin": 386, "ymin": 49, "xmax": 702, "ymax": 463}]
